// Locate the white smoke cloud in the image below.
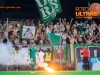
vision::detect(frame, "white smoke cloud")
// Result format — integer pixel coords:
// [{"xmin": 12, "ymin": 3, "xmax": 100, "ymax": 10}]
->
[
  {"xmin": 0, "ymin": 42, "xmax": 28, "ymax": 65},
  {"xmin": 0, "ymin": 43, "xmax": 11, "ymax": 65},
  {"xmin": 0, "ymin": 42, "xmax": 47, "ymax": 68},
  {"xmin": 36, "ymin": 51, "xmax": 48, "ymax": 67}
]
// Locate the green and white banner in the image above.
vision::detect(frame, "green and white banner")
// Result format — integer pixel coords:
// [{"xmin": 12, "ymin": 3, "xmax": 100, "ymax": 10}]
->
[
  {"xmin": 50, "ymin": 0, "xmax": 62, "ymax": 13},
  {"xmin": 22, "ymin": 26, "xmax": 35, "ymax": 38},
  {"xmin": 52, "ymin": 45, "xmax": 66, "ymax": 63},
  {"xmin": 35, "ymin": 0, "xmax": 62, "ymax": 24},
  {"xmin": 48, "ymin": 33, "xmax": 61, "ymax": 45}
]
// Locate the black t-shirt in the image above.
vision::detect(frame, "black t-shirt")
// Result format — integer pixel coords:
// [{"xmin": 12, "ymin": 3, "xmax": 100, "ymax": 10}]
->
[
  {"xmin": 66, "ymin": 37, "xmax": 70, "ymax": 44},
  {"xmin": 35, "ymin": 37, "xmax": 41, "ymax": 45},
  {"xmin": 3, "ymin": 38, "xmax": 7, "ymax": 43},
  {"xmin": 77, "ymin": 40, "xmax": 83, "ymax": 44},
  {"xmin": 8, "ymin": 31, "xmax": 12, "ymax": 38}
]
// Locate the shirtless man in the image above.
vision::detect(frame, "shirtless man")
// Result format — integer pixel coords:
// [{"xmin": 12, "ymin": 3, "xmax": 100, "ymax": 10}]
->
[
  {"xmin": 48, "ymin": 22, "xmax": 54, "ymax": 32},
  {"xmin": 91, "ymin": 21, "xmax": 97, "ymax": 31},
  {"xmin": 62, "ymin": 18, "xmax": 73, "ymax": 31},
  {"xmin": 84, "ymin": 34, "xmax": 98, "ymax": 44},
  {"xmin": 66, "ymin": 33, "xmax": 77, "ymax": 44}
]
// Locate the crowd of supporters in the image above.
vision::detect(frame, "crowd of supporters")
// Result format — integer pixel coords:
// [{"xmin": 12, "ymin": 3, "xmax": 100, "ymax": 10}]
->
[
  {"xmin": 0, "ymin": 21, "xmax": 7, "ymax": 42},
  {"xmin": 61, "ymin": 18, "xmax": 100, "ymax": 44},
  {"xmin": 0, "ymin": 18, "xmax": 100, "ymax": 45}
]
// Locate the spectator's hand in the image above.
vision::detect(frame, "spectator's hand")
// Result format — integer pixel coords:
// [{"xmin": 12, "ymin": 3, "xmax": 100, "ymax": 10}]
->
[
  {"xmin": 71, "ymin": 18, "xmax": 73, "ymax": 21},
  {"xmin": 64, "ymin": 18, "xmax": 66, "ymax": 21},
  {"xmin": 66, "ymin": 33, "xmax": 69, "ymax": 36},
  {"xmin": 97, "ymin": 32, "xmax": 99, "ymax": 35},
  {"xmin": 62, "ymin": 19, "xmax": 64, "ymax": 21}
]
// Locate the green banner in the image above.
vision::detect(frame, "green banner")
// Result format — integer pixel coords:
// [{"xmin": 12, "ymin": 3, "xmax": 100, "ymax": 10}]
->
[
  {"xmin": 52, "ymin": 45, "xmax": 66, "ymax": 63},
  {"xmin": 48, "ymin": 33, "xmax": 61, "ymax": 45},
  {"xmin": 35, "ymin": 0, "xmax": 62, "ymax": 24},
  {"xmin": 67, "ymin": 44, "xmax": 71, "ymax": 64},
  {"xmin": 50, "ymin": 0, "xmax": 62, "ymax": 13}
]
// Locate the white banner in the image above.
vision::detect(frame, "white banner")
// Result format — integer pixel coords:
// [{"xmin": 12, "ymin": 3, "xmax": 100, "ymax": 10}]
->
[{"xmin": 22, "ymin": 26, "xmax": 35, "ymax": 38}]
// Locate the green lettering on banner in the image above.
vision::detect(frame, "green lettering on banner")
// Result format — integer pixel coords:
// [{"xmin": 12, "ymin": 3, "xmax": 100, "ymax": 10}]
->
[
  {"xmin": 35, "ymin": 0, "xmax": 62, "ymax": 25},
  {"xmin": 23, "ymin": 28, "xmax": 33, "ymax": 37},
  {"xmin": 50, "ymin": 0, "xmax": 62, "ymax": 13}
]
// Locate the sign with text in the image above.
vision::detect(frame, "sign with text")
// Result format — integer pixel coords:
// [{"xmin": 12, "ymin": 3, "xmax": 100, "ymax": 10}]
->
[{"xmin": 75, "ymin": 7, "xmax": 100, "ymax": 18}]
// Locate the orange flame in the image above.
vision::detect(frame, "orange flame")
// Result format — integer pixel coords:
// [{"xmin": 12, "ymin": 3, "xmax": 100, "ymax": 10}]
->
[{"xmin": 44, "ymin": 67, "xmax": 54, "ymax": 73}]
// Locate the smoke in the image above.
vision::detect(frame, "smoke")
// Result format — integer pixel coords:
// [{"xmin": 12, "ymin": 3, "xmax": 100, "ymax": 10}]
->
[
  {"xmin": 16, "ymin": 47, "xmax": 31, "ymax": 65},
  {"xmin": 0, "ymin": 42, "xmax": 47, "ymax": 68},
  {"xmin": 0, "ymin": 43, "xmax": 12, "ymax": 65},
  {"xmin": 0, "ymin": 42, "xmax": 15, "ymax": 65},
  {"xmin": 0, "ymin": 42, "xmax": 30, "ymax": 65},
  {"xmin": 36, "ymin": 51, "xmax": 48, "ymax": 68}
]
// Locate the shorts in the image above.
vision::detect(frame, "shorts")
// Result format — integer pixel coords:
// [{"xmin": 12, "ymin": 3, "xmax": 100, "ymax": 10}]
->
[
  {"xmin": 83, "ymin": 57, "xmax": 88, "ymax": 64},
  {"xmin": 30, "ymin": 57, "xmax": 36, "ymax": 62}
]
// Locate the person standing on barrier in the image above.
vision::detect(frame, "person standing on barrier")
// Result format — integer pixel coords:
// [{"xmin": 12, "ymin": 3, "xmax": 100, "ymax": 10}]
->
[
  {"xmin": 82, "ymin": 46, "xmax": 90, "ymax": 70},
  {"xmin": 44, "ymin": 48, "xmax": 52, "ymax": 67}
]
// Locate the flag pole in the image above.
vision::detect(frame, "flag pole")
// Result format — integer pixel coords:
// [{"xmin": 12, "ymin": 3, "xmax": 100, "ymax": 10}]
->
[
  {"xmin": 7, "ymin": 18, "xmax": 9, "ymax": 42},
  {"xmin": 7, "ymin": 18, "xmax": 8, "ymax": 71},
  {"xmin": 59, "ymin": 18, "xmax": 62, "ymax": 70}
]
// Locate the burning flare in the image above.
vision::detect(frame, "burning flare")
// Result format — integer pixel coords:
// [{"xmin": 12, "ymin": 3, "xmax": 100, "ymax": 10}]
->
[{"xmin": 44, "ymin": 67, "xmax": 54, "ymax": 73}]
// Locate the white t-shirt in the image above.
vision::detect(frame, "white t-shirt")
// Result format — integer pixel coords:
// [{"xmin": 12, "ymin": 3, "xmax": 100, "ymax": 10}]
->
[
  {"xmin": 98, "ymin": 28, "xmax": 100, "ymax": 32},
  {"xmin": 62, "ymin": 35, "xmax": 66, "ymax": 44},
  {"xmin": 54, "ymin": 24, "xmax": 59, "ymax": 29}
]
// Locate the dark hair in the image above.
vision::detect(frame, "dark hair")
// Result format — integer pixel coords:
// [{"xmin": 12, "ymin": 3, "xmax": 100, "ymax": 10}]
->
[
  {"xmin": 83, "ymin": 46, "xmax": 87, "ymax": 49},
  {"xmin": 15, "ymin": 46, "xmax": 19, "ymax": 50},
  {"xmin": 47, "ymin": 48, "xmax": 50, "ymax": 51}
]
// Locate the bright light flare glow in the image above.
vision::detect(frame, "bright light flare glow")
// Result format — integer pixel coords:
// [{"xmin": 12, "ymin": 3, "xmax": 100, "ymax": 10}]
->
[{"xmin": 44, "ymin": 67, "xmax": 55, "ymax": 73}]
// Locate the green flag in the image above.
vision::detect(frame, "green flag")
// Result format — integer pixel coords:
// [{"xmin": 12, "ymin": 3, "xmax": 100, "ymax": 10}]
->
[
  {"xmin": 88, "ymin": 1, "xmax": 90, "ymax": 8},
  {"xmin": 50, "ymin": 0, "xmax": 62, "ymax": 13},
  {"xmin": 87, "ymin": 1, "xmax": 92, "ymax": 21},
  {"xmin": 48, "ymin": 33, "xmax": 61, "ymax": 45},
  {"xmin": 76, "ymin": 21, "xmax": 88, "ymax": 28},
  {"xmin": 35, "ymin": 0, "xmax": 62, "ymax": 25},
  {"xmin": 76, "ymin": 21, "xmax": 88, "ymax": 36},
  {"xmin": 19, "ymin": 23, "xmax": 23, "ymax": 43}
]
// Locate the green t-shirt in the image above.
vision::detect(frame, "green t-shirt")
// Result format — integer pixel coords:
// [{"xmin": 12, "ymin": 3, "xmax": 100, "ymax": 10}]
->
[
  {"xmin": 29, "ymin": 46, "xmax": 37, "ymax": 58},
  {"xmin": 80, "ymin": 30, "xmax": 85, "ymax": 36}
]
